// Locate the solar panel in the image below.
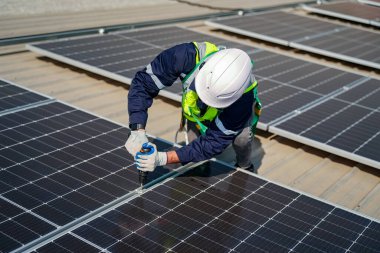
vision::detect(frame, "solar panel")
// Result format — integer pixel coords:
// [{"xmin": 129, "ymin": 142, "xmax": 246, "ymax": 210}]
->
[
  {"xmin": 31, "ymin": 162, "xmax": 380, "ymax": 252},
  {"xmin": 206, "ymin": 11, "xmax": 380, "ymax": 69},
  {"xmin": 359, "ymin": 0, "xmax": 380, "ymax": 7},
  {"xmin": 0, "ymin": 99, "xmax": 179, "ymax": 252},
  {"xmin": 303, "ymin": 2, "xmax": 380, "ymax": 27},
  {"xmin": 0, "ymin": 79, "xmax": 51, "ymax": 115},
  {"xmin": 271, "ymin": 78, "xmax": 380, "ymax": 169}
]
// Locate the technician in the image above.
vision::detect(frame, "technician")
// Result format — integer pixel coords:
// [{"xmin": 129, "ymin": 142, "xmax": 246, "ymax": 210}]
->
[{"xmin": 125, "ymin": 41, "xmax": 261, "ymax": 172}]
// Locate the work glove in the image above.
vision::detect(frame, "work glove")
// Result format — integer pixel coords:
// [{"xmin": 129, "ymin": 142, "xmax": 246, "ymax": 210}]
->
[
  {"xmin": 135, "ymin": 142, "xmax": 167, "ymax": 172},
  {"xmin": 125, "ymin": 130, "xmax": 148, "ymax": 157}
]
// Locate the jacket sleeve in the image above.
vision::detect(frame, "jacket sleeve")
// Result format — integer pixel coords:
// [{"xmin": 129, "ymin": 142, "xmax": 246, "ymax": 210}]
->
[
  {"xmin": 128, "ymin": 43, "xmax": 196, "ymax": 125},
  {"xmin": 176, "ymin": 91, "xmax": 254, "ymax": 164}
]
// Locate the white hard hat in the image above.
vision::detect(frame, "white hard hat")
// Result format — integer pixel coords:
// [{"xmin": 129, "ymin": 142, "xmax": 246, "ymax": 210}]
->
[{"xmin": 195, "ymin": 48, "xmax": 252, "ymax": 108}]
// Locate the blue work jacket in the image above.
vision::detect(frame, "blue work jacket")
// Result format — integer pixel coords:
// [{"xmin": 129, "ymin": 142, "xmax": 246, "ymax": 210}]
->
[{"xmin": 128, "ymin": 42, "xmax": 255, "ymax": 164}]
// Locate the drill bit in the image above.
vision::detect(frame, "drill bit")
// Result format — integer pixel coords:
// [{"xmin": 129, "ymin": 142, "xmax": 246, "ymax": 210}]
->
[{"xmin": 139, "ymin": 170, "xmax": 148, "ymax": 188}]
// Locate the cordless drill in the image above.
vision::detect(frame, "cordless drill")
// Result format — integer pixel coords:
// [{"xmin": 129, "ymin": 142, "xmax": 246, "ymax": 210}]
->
[{"xmin": 136, "ymin": 144, "xmax": 154, "ymax": 188}]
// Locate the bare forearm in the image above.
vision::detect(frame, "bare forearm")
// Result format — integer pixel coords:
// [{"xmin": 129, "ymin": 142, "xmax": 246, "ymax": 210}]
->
[{"xmin": 166, "ymin": 150, "xmax": 180, "ymax": 164}]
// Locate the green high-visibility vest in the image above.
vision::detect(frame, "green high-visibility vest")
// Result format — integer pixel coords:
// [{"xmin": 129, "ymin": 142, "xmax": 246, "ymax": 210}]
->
[{"xmin": 181, "ymin": 41, "xmax": 262, "ymax": 135}]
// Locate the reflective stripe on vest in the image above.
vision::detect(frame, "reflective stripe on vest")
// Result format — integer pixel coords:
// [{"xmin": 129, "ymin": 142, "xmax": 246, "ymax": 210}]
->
[{"xmin": 194, "ymin": 42, "xmax": 219, "ymax": 64}]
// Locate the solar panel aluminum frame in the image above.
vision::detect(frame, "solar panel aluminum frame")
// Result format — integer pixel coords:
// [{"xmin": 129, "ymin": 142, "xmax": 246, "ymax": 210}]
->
[
  {"xmin": 302, "ymin": 4, "xmax": 380, "ymax": 28},
  {"xmin": 359, "ymin": 0, "xmax": 380, "ymax": 7},
  {"xmin": 26, "ymin": 25, "xmax": 185, "ymax": 103},
  {"xmin": 0, "ymin": 78, "xmax": 54, "ymax": 116},
  {"xmin": 206, "ymin": 12, "xmax": 380, "ymax": 70},
  {"xmin": 372, "ymin": 20, "xmax": 380, "ymax": 27},
  {"xmin": 281, "ymin": 38, "xmax": 378, "ymax": 71},
  {"xmin": 289, "ymin": 40, "xmax": 380, "ymax": 70}
]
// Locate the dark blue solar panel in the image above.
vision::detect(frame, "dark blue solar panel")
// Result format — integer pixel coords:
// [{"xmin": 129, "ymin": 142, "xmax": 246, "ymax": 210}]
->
[
  {"xmin": 273, "ymin": 78, "xmax": 380, "ymax": 168},
  {"xmin": 0, "ymin": 100, "xmax": 178, "ymax": 252},
  {"xmin": 32, "ymin": 166, "xmax": 380, "ymax": 252}
]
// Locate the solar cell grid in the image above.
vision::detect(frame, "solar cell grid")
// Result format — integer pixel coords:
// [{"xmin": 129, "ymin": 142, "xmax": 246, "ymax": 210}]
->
[
  {"xmin": 32, "ymin": 166, "xmax": 380, "ymax": 253},
  {"xmin": 272, "ymin": 78, "xmax": 380, "ymax": 168},
  {"xmin": 0, "ymin": 100, "xmax": 178, "ymax": 252},
  {"xmin": 0, "ymin": 79, "xmax": 50, "ymax": 114},
  {"xmin": 250, "ymin": 50, "xmax": 364, "ymax": 125},
  {"xmin": 206, "ymin": 11, "xmax": 380, "ymax": 69}
]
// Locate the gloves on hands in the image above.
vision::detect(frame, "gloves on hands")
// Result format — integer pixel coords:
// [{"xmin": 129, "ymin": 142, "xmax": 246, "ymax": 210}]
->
[
  {"xmin": 135, "ymin": 142, "xmax": 167, "ymax": 172},
  {"xmin": 125, "ymin": 130, "xmax": 167, "ymax": 172},
  {"xmin": 125, "ymin": 130, "xmax": 149, "ymax": 157}
]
